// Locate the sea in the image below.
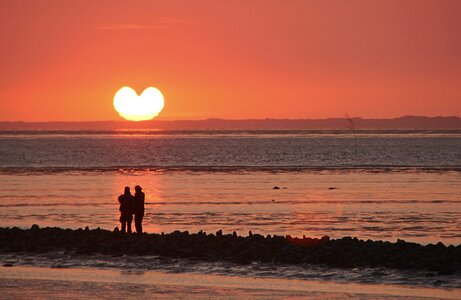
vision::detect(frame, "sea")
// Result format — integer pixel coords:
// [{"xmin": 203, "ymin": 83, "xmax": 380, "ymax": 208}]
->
[{"xmin": 0, "ymin": 130, "xmax": 460, "ymax": 292}]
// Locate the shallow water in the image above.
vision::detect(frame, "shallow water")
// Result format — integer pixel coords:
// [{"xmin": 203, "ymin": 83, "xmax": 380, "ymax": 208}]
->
[
  {"xmin": 0, "ymin": 169, "xmax": 460, "ymax": 245},
  {"xmin": 0, "ymin": 265, "xmax": 459, "ymax": 299},
  {"xmin": 1, "ymin": 251, "xmax": 460, "ymax": 289},
  {"xmin": 0, "ymin": 131, "xmax": 460, "ymax": 245}
]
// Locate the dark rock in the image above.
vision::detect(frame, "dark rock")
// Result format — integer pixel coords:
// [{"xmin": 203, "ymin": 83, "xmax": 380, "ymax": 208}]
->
[
  {"xmin": 0, "ymin": 226, "xmax": 459, "ymax": 276},
  {"xmin": 273, "ymin": 186, "xmax": 280, "ymax": 189},
  {"xmin": 433, "ymin": 280, "xmax": 443, "ymax": 286}
]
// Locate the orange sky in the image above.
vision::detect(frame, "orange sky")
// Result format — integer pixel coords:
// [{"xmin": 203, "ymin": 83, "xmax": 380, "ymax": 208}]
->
[{"xmin": 0, "ymin": 1, "xmax": 460, "ymax": 121}]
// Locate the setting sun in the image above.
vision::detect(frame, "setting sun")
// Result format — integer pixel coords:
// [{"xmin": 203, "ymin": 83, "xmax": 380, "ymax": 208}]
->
[{"xmin": 113, "ymin": 86, "xmax": 164, "ymax": 121}]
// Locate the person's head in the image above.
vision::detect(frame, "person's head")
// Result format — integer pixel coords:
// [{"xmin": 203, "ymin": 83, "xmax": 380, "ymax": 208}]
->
[
  {"xmin": 124, "ymin": 186, "xmax": 131, "ymax": 195},
  {"xmin": 135, "ymin": 185, "xmax": 142, "ymax": 193}
]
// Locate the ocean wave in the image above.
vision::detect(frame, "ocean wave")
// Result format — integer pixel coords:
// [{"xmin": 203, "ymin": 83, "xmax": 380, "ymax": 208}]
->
[
  {"xmin": 1, "ymin": 165, "xmax": 460, "ymax": 175},
  {"xmin": 1, "ymin": 199, "xmax": 460, "ymax": 208}
]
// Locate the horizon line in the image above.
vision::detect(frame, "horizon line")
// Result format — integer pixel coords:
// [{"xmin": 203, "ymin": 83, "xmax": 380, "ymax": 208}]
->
[{"xmin": 1, "ymin": 115, "xmax": 460, "ymax": 123}]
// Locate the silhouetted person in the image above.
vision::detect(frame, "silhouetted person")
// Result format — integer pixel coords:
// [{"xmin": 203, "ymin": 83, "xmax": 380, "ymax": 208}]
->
[
  {"xmin": 118, "ymin": 186, "xmax": 133, "ymax": 233},
  {"xmin": 133, "ymin": 185, "xmax": 145, "ymax": 234}
]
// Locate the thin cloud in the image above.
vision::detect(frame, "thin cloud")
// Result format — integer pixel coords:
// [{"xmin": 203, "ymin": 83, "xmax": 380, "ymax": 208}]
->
[
  {"xmin": 157, "ymin": 17, "xmax": 202, "ymax": 25},
  {"xmin": 94, "ymin": 24, "xmax": 156, "ymax": 31},
  {"xmin": 94, "ymin": 18, "xmax": 202, "ymax": 31}
]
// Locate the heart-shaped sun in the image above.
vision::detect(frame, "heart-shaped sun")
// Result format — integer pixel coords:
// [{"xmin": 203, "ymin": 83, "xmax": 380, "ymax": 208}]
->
[{"xmin": 113, "ymin": 86, "xmax": 164, "ymax": 121}]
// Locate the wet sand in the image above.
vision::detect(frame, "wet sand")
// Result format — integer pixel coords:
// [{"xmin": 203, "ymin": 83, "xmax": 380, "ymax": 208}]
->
[{"xmin": 1, "ymin": 266, "xmax": 459, "ymax": 299}]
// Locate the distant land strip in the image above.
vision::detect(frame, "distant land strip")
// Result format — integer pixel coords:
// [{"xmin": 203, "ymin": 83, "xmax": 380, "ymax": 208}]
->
[{"xmin": 0, "ymin": 116, "xmax": 460, "ymax": 130}]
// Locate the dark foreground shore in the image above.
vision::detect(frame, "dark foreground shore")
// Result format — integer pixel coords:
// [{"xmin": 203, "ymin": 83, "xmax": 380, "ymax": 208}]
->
[{"xmin": 1, "ymin": 226, "xmax": 460, "ymax": 276}]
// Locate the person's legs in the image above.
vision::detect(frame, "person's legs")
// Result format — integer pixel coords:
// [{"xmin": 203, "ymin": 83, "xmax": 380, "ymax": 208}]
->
[
  {"xmin": 120, "ymin": 216, "xmax": 126, "ymax": 233},
  {"xmin": 127, "ymin": 215, "xmax": 133, "ymax": 233},
  {"xmin": 135, "ymin": 213, "xmax": 144, "ymax": 234},
  {"xmin": 134, "ymin": 214, "xmax": 139, "ymax": 233},
  {"xmin": 139, "ymin": 213, "xmax": 143, "ymax": 233}
]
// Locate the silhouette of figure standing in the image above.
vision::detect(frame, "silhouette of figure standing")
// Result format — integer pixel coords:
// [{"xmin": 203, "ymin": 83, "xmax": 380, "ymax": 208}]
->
[
  {"xmin": 133, "ymin": 185, "xmax": 145, "ymax": 234},
  {"xmin": 118, "ymin": 186, "xmax": 133, "ymax": 233}
]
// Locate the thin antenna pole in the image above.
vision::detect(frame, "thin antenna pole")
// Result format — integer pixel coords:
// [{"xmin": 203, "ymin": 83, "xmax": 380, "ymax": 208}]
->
[{"xmin": 345, "ymin": 114, "xmax": 358, "ymax": 155}]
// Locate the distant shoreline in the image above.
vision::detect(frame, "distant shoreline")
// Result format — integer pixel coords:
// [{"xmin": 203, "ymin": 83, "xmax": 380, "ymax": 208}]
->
[{"xmin": 1, "ymin": 116, "xmax": 460, "ymax": 130}]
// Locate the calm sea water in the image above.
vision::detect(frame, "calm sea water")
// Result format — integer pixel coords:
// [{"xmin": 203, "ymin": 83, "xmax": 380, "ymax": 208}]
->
[
  {"xmin": 1, "ymin": 130, "xmax": 461, "ymax": 288},
  {"xmin": 1, "ymin": 130, "xmax": 460, "ymax": 169},
  {"xmin": 0, "ymin": 130, "xmax": 460, "ymax": 246}
]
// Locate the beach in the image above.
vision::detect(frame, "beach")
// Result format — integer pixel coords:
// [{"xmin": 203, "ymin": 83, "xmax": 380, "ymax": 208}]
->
[{"xmin": 2, "ymin": 265, "xmax": 460, "ymax": 299}]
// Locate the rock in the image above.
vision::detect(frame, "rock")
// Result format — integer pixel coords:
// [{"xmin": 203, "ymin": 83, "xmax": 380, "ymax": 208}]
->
[
  {"xmin": 321, "ymin": 236, "xmax": 330, "ymax": 242},
  {"xmin": 273, "ymin": 186, "xmax": 280, "ymax": 189},
  {"xmin": 433, "ymin": 279, "xmax": 443, "ymax": 286},
  {"xmin": 0, "ymin": 226, "xmax": 459, "ymax": 276},
  {"xmin": 30, "ymin": 224, "xmax": 40, "ymax": 231}
]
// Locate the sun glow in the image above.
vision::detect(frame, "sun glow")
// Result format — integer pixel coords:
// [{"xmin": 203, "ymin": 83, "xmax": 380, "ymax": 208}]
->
[{"xmin": 113, "ymin": 86, "xmax": 164, "ymax": 121}]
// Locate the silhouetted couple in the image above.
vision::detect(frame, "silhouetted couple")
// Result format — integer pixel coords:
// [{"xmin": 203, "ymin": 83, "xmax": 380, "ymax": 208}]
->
[{"xmin": 118, "ymin": 185, "xmax": 145, "ymax": 234}]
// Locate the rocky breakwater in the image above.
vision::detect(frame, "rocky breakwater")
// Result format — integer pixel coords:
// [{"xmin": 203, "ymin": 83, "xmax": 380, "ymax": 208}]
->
[{"xmin": 0, "ymin": 225, "xmax": 460, "ymax": 276}]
